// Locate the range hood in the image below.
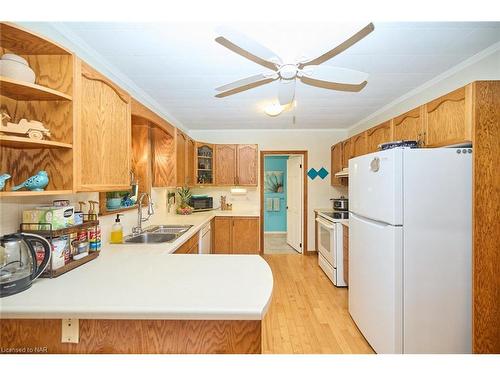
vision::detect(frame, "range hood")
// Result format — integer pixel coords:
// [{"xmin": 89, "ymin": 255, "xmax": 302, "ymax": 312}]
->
[{"xmin": 334, "ymin": 168, "xmax": 349, "ymax": 178}]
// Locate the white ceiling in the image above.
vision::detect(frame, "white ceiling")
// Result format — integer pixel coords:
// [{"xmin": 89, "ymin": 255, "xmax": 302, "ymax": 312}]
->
[{"xmin": 61, "ymin": 22, "xmax": 500, "ymax": 130}]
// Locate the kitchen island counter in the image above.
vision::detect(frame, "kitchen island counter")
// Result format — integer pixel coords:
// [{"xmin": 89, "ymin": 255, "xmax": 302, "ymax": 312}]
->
[{"xmin": 0, "ymin": 209, "xmax": 271, "ymax": 354}]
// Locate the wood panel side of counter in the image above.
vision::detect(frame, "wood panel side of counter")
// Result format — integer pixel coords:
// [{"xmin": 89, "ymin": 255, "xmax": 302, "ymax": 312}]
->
[
  {"xmin": 472, "ymin": 81, "xmax": 500, "ymax": 354},
  {"xmin": 0, "ymin": 319, "xmax": 261, "ymax": 354}
]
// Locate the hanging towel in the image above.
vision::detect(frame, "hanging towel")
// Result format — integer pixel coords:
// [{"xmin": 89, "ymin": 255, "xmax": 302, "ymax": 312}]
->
[
  {"xmin": 273, "ymin": 198, "xmax": 280, "ymax": 211},
  {"xmin": 266, "ymin": 198, "xmax": 274, "ymax": 211}
]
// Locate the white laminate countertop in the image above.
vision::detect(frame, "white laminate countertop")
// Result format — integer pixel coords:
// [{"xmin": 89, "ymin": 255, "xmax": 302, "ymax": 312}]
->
[{"xmin": 0, "ymin": 209, "xmax": 273, "ymax": 321}]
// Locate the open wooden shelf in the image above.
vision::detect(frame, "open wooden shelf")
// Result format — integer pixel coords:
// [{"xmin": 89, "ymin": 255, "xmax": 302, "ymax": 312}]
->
[
  {"xmin": 0, "ymin": 135, "xmax": 73, "ymax": 149},
  {"xmin": 0, "ymin": 76, "xmax": 72, "ymax": 101},
  {"xmin": 0, "ymin": 23, "xmax": 71, "ymax": 55},
  {"xmin": 0, "ymin": 190, "xmax": 73, "ymax": 197}
]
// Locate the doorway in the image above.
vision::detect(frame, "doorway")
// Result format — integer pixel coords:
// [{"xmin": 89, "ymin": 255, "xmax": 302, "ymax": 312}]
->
[{"xmin": 260, "ymin": 151, "xmax": 308, "ymax": 255}]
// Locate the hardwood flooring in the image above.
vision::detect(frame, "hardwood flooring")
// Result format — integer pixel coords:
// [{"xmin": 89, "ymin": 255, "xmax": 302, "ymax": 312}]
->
[{"xmin": 262, "ymin": 254, "xmax": 374, "ymax": 354}]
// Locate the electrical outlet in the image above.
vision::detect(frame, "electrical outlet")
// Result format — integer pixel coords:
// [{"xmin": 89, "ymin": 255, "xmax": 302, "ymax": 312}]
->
[{"xmin": 61, "ymin": 318, "xmax": 79, "ymax": 343}]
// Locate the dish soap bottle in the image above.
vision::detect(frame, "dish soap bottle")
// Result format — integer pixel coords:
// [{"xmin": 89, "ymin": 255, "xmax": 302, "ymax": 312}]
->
[{"xmin": 110, "ymin": 214, "xmax": 124, "ymax": 244}]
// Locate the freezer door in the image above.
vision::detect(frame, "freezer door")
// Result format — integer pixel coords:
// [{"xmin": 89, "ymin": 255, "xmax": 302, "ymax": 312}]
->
[
  {"xmin": 348, "ymin": 212, "xmax": 403, "ymax": 354},
  {"xmin": 349, "ymin": 149, "xmax": 403, "ymax": 225}
]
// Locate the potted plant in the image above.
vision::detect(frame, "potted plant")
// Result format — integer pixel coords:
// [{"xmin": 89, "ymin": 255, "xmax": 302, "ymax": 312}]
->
[{"xmin": 176, "ymin": 186, "xmax": 193, "ymax": 215}]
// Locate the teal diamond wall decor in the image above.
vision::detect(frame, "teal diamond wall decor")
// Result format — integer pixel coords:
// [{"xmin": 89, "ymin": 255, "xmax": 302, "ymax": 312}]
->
[
  {"xmin": 317, "ymin": 167, "xmax": 329, "ymax": 179},
  {"xmin": 307, "ymin": 168, "xmax": 318, "ymax": 180}
]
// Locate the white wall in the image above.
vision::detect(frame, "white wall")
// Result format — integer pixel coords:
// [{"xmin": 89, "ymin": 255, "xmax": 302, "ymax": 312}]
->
[
  {"xmin": 189, "ymin": 129, "xmax": 349, "ymax": 251},
  {"xmin": 348, "ymin": 46, "xmax": 500, "ymax": 135},
  {"xmin": 0, "ymin": 188, "xmax": 172, "ymax": 243}
]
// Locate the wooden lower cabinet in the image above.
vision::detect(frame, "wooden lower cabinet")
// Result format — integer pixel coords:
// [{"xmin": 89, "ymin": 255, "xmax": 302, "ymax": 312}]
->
[
  {"xmin": 174, "ymin": 232, "xmax": 199, "ymax": 254},
  {"xmin": 0, "ymin": 319, "xmax": 261, "ymax": 354},
  {"xmin": 213, "ymin": 216, "xmax": 260, "ymax": 254},
  {"xmin": 213, "ymin": 217, "xmax": 232, "ymax": 254},
  {"xmin": 343, "ymin": 224, "xmax": 349, "ymax": 286},
  {"xmin": 232, "ymin": 217, "xmax": 260, "ymax": 254}
]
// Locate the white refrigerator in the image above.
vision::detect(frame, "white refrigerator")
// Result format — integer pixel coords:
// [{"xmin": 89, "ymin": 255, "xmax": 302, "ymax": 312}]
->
[{"xmin": 348, "ymin": 147, "xmax": 472, "ymax": 354}]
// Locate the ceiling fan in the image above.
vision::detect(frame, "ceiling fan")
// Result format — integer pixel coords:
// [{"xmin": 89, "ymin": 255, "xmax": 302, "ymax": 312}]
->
[{"xmin": 214, "ymin": 23, "xmax": 374, "ymax": 107}]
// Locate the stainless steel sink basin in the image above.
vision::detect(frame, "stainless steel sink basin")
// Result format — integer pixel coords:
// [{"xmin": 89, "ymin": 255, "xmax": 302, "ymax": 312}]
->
[
  {"xmin": 122, "ymin": 225, "xmax": 193, "ymax": 244},
  {"xmin": 124, "ymin": 232, "xmax": 177, "ymax": 244},
  {"xmin": 148, "ymin": 225, "xmax": 193, "ymax": 234}
]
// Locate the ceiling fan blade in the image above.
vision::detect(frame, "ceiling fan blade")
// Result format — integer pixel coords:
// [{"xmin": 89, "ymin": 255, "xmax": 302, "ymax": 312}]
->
[
  {"xmin": 216, "ymin": 73, "xmax": 278, "ymax": 92},
  {"xmin": 300, "ymin": 75, "xmax": 367, "ymax": 92},
  {"xmin": 278, "ymin": 79, "xmax": 296, "ymax": 106},
  {"xmin": 301, "ymin": 65, "xmax": 369, "ymax": 85},
  {"xmin": 215, "ymin": 77, "xmax": 276, "ymax": 98},
  {"xmin": 299, "ymin": 23, "xmax": 374, "ymax": 68},
  {"xmin": 215, "ymin": 27, "xmax": 282, "ymax": 71}
]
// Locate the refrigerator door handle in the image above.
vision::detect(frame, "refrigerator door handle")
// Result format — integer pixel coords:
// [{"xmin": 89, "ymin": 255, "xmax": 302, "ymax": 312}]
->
[{"xmin": 350, "ymin": 212, "xmax": 392, "ymax": 228}]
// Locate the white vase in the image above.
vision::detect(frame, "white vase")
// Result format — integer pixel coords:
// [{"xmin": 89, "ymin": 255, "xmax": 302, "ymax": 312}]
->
[{"xmin": 0, "ymin": 53, "xmax": 36, "ymax": 83}]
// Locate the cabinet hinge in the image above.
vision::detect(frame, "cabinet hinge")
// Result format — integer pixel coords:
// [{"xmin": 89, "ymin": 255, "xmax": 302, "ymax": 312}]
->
[
  {"xmin": 299, "ymin": 243, "xmax": 302, "ymax": 248},
  {"xmin": 300, "ymin": 164, "xmax": 302, "ymax": 168}
]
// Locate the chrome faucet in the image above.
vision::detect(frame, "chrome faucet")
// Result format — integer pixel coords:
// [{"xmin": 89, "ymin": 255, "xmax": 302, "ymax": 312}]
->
[{"xmin": 132, "ymin": 192, "xmax": 154, "ymax": 235}]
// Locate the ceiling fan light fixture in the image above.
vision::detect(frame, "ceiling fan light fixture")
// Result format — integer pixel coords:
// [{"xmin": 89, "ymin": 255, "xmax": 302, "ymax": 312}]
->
[{"xmin": 264, "ymin": 102, "xmax": 284, "ymax": 117}]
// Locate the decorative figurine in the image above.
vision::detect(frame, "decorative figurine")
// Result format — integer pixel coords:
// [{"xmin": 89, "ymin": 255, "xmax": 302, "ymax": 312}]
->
[
  {"xmin": 1, "ymin": 111, "xmax": 51, "ymax": 140},
  {"xmin": 11, "ymin": 171, "xmax": 49, "ymax": 191},
  {"xmin": 0, "ymin": 173, "xmax": 11, "ymax": 191}
]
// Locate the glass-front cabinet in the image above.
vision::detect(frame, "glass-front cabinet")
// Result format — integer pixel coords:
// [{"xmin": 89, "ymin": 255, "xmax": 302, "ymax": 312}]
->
[{"xmin": 195, "ymin": 143, "xmax": 215, "ymax": 185}]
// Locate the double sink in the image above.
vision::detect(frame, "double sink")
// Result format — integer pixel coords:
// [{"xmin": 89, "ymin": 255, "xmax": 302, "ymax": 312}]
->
[{"xmin": 123, "ymin": 225, "xmax": 193, "ymax": 244}]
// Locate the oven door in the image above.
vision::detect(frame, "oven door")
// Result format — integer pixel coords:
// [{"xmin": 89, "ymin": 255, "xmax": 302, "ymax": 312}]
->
[{"xmin": 316, "ymin": 217, "xmax": 336, "ymax": 267}]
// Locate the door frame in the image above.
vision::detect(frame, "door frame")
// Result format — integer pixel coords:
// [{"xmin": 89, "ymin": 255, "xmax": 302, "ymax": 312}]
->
[{"xmin": 259, "ymin": 150, "xmax": 309, "ymax": 255}]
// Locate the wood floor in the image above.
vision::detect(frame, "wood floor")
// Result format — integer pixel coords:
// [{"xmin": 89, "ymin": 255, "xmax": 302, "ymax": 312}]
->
[{"xmin": 262, "ymin": 254, "xmax": 374, "ymax": 354}]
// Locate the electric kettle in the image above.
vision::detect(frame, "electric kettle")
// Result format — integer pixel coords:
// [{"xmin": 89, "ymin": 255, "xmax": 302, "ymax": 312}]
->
[{"xmin": 0, "ymin": 233, "xmax": 51, "ymax": 297}]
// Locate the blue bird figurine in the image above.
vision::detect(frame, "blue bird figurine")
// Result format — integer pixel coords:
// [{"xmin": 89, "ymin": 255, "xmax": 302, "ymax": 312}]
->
[
  {"xmin": 0, "ymin": 173, "xmax": 11, "ymax": 191},
  {"xmin": 12, "ymin": 170, "xmax": 49, "ymax": 191}
]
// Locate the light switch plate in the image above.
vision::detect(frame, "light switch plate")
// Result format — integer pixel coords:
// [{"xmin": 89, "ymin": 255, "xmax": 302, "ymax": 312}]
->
[{"xmin": 61, "ymin": 318, "xmax": 79, "ymax": 343}]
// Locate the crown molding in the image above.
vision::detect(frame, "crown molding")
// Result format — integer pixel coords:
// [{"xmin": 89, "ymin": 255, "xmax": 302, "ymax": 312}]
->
[{"xmin": 348, "ymin": 40, "xmax": 500, "ymax": 134}]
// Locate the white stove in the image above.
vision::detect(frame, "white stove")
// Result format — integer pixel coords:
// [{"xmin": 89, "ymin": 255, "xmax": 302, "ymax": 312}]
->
[{"xmin": 316, "ymin": 210, "xmax": 348, "ymax": 287}]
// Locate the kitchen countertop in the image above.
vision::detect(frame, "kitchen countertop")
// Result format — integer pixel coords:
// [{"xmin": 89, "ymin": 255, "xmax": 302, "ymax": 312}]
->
[{"xmin": 0, "ymin": 209, "xmax": 272, "ymax": 321}]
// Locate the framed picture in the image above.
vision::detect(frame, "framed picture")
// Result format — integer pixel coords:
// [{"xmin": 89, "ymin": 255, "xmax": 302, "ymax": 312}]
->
[{"xmin": 264, "ymin": 171, "xmax": 284, "ymax": 193}]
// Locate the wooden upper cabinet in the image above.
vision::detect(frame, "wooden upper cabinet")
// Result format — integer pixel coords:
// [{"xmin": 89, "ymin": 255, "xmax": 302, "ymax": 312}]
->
[
  {"xmin": 176, "ymin": 130, "xmax": 187, "ymax": 186},
  {"xmin": 330, "ymin": 143, "xmax": 343, "ymax": 187},
  {"xmin": 131, "ymin": 122, "xmax": 151, "ymax": 195},
  {"xmin": 366, "ymin": 121, "xmax": 393, "ymax": 153},
  {"xmin": 151, "ymin": 126, "xmax": 175, "ymax": 187},
  {"xmin": 392, "ymin": 107, "xmax": 424, "ymax": 145},
  {"xmin": 236, "ymin": 144, "xmax": 258, "ymax": 186},
  {"xmin": 424, "ymin": 85, "xmax": 473, "ymax": 147},
  {"xmin": 341, "ymin": 138, "xmax": 351, "ymax": 169},
  {"xmin": 213, "ymin": 217, "xmax": 232, "ymax": 254},
  {"xmin": 76, "ymin": 60, "xmax": 131, "ymax": 192},
  {"xmin": 232, "ymin": 217, "xmax": 260, "ymax": 254},
  {"xmin": 186, "ymin": 136, "xmax": 195, "ymax": 186},
  {"xmin": 351, "ymin": 132, "xmax": 368, "ymax": 158},
  {"xmin": 195, "ymin": 143, "xmax": 215, "ymax": 185},
  {"xmin": 215, "ymin": 144, "xmax": 237, "ymax": 185}
]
